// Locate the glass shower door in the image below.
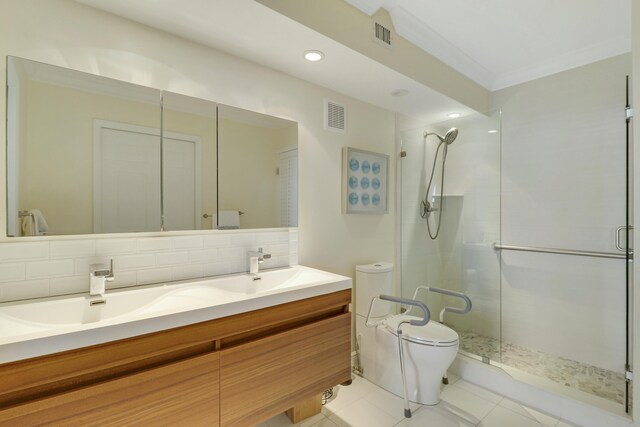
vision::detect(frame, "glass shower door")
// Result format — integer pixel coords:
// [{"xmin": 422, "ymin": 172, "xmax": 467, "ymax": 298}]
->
[
  {"xmin": 497, "ymin": 54, "xmax": 631, "ymax": 411},
  {"xmin": 399, "ymin": 110, "xmax": 502, "ymax": 364}
]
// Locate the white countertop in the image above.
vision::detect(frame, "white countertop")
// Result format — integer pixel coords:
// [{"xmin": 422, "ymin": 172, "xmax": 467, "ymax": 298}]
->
[{"xmin": 0, "ymin": 265, "xmax": 351, "ymax": 364}]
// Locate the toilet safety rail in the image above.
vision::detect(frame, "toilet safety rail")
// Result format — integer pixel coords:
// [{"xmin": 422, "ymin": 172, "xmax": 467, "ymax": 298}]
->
[
  {"xmin": 408, "ymin": 287, "xmax": 472, "ymax": 323},
  {"xmin": 364, "ymin": 294, "xmax": 430, "ymax": 328},
  {"xmin": 364, "ymin": 295, "xmax": 430, "ymax": 419}
]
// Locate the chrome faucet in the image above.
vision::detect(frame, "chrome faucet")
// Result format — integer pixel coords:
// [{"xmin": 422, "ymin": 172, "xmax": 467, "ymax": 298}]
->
[
  {"xmin": 247, "ymin": 248, "xmax": 271, "ymax": 275},
  {"xmin": 90, "ymin": 259, "xmax": 114, "ymax": 297}
]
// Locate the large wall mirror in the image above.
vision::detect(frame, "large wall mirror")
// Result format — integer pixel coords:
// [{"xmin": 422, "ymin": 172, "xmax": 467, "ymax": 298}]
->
[{"xmin": 6, "ymin": 56, "xmax": 298, "ymax": 237}]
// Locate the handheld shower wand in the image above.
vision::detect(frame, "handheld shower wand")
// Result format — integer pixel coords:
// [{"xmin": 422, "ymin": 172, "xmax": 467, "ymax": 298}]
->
[{"xmin": 421, "ymin": 128, "xmax": 458, "ymax": 240}]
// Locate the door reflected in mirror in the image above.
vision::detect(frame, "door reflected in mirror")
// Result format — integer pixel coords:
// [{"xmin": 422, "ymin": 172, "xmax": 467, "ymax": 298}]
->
[
  {"xmin": 161, "ymin": 92, "xmax": 217, "ymax": 231},
  {"xmin": 218, "ymin": 105, "xmax": 298, "ymax": 230}
]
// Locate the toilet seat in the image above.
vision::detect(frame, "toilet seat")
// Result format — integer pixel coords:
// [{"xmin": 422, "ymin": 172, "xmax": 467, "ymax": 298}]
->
[{"xmin": 384, "ymin": 314, "xmax": 459, "ymax": 347}]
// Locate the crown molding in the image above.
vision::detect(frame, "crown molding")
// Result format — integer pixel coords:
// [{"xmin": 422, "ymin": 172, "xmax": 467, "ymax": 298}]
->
[{"xmin": 492, "ymin": 36, "xmax": 631, "ymax": 91}]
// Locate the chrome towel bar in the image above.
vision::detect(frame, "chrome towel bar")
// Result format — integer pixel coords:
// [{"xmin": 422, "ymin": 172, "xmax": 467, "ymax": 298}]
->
[{"xmin": 493, "ymin": 243, "xmax": 629, "ymax": 260}]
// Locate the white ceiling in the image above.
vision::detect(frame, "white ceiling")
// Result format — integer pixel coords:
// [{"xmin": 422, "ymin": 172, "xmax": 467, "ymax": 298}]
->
[
  {"xmin": 77, "ymin": 0, "xmax": 475, "ymax": 125},
  {"xmin": 346, "ymin": 0, "xmax": 632, "ymax": 90},
  {"xmin": 77, "ymin": 0, "xmax": 631, "ymax": 122}
]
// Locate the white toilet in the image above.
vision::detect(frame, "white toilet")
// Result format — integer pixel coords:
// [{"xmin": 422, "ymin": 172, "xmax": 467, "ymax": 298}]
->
[{"xmin": 355, "ymin": 262, "xmax": 459, "ymax": 405}]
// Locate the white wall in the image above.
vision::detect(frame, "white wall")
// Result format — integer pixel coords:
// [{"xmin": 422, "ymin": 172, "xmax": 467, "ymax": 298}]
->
[
  {"xmin": 0, "ymin": 0, "xmax": 395, "ymax": 301},
  {"xmin": 493, "ymin": 54, "xmax": 631, "ymax": 372}
]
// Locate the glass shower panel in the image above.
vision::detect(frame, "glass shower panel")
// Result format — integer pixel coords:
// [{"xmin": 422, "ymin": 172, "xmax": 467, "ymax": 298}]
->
[
  {"xmin": 497, "ymin": 53, "xmax": 630, "ymax": 409},
  {"xmin": 399, "ymin": 110, "xmax": 502, "ymax": 363}
]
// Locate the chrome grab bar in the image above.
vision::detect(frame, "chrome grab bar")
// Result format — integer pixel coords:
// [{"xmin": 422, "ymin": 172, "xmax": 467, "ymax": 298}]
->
[
  {"xmin": 364, "ymin": 294, "xmax": 430, "ymax": 418},
  {"xmin": 616, "ymin": 226, "xmax": 634, "ymax": 252},
  {"xmin": 493, "ymin": 243, "xmax": 629, "ymax": 260},
  {"xmin": 410, "ymin": 286, "xmax": 471, "ymax": 323},
  {"xmin": 364, "ymin": 294, "xmax": 430, "ymax": 328}
]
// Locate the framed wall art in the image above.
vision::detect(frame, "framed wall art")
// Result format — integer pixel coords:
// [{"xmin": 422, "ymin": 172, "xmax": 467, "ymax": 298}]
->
[{"xmin": 342, "ymin": 147, "xmax": 389, "ymax": 214}]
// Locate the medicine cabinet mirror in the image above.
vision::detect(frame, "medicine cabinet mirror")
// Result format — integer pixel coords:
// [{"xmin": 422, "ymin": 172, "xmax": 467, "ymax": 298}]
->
[{"xmin": 6, "ymin": 56, "xmax": 298, "ymax": 237}]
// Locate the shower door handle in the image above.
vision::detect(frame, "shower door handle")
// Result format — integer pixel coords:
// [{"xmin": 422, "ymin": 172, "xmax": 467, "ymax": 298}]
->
[{"xmin": 616, "ymin": 226, "xmax": 633, "ymax": 252}]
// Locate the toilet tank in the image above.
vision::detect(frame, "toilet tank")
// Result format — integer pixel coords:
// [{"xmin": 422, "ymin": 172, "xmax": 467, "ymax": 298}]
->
[{"xmin": 355, "ymin": 262, "xmax": 394, "ymax": 319}]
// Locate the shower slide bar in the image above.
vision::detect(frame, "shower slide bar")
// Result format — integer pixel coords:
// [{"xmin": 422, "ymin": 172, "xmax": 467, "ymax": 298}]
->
[{"xmin": 493, "ymin": 243, "xmax": 630, "ymax": 260}]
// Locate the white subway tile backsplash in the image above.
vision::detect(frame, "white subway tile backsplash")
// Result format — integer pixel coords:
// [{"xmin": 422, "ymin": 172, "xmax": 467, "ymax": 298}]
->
[
  {"xmin": 0, "ymin": 263, "xmax": 26, "ymax": 282},
  {"xmin": 172, "ymin": 236, "xmax": 203, "ymax": 250},
  {"xmin": 96, "ymin": 239, "xmax": 137, "ymax": 255},
  {"xmin": 203, "ymin": 234, "xmax": 230, "ymax": 248},
  {"xmin": 268, "ymin": 244, "xmax": 289, "ymax": 256},
  {"xmin": 50, "ymin": 240, "xmax": 95, "ymax": 258},
  {"xmin": 230, "ymin": 234, "xmax": 257, "ymax": 248},
  {"xmin": 26, "ymin": 260, "xmax": 74, "ymax": 279},
  {"xmin": 0, "ymin": 230, "xmax": 293, "ymax": 302},
  {"xmin": 117, "ymin": 254, "xmax": 156, "ymax": 270},
  {"xmin": 0, "ymin": 242, "xmax": 49, "ymax": 262},
  {"xmin": 2, "ymin": 279, "xmax": 50, "ymax": 301},
  {"xmin": 137, "ymin": 268, "xmax": 172, "ymax": 285},
  {"xmin": 172, "ymin": 264, "xmax": 203, "ymax": 281},
  {"xmin": 75, "ymin": 257, "xmax": 112, "ymax": 275},
  {"xmin": 156, "ymin": 252, "xmax": 189, "ymax": 266},
  {"xmin": 218, "ymin": 247, "xmax": 243, "ymax": 261},
  {"xmin": 50, "ymin": 276, "xmax": 88, "ymax": 296},
  {"xmin": 203, "ymin": 262, "xmax": 231, "ymax": 277},
  {"xmin": 108, "ymin": 271, "xmax": 137, "ymax": 289},
  {"xmin": 188, "ymin": 249, "xmax": 218, "ymax": 264},
  {"xmin": 137, "ymin": 237, "xmax": 172, "ymax": 252}
]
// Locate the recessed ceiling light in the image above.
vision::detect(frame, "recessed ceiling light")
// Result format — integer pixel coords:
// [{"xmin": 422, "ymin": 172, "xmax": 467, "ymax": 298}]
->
[
  {"xmin": 488, "ymin": 129, "xmax": 498, "ymax": 134},
  {"xmin": 304, "ymin": 50, "xmax": 324, "ymax": 62},
  {"xmin": 447, "ymin": 112, "xmax": 461, "ymax": 118},
  {"xmin": 391, "ymin": 89, "xmax": 409, "ymax": 97}
]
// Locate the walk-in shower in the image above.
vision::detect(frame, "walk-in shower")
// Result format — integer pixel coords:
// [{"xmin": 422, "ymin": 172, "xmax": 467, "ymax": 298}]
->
[
  {"xmin": 421, "ymin": 128, "xmax": 458, "ymax": 240},
  {"xmin": 399, "ymin": 51, "xmax": 632, "ymax": 415}
]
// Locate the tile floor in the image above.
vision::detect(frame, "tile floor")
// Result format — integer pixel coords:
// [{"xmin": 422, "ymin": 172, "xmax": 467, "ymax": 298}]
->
[{"xmin": 258, "ymin": 375, "xmax": 581, "ymax": 427}]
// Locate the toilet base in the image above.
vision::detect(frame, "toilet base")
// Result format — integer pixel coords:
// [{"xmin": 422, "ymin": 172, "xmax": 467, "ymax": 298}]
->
[{"xmin": 356, "ymin": 316, "xmax": 458, "ymax": 405}]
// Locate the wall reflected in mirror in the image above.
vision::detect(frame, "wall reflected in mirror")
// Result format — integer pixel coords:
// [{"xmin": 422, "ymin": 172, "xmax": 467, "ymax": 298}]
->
[
  {"xmin": 218, "ymin": 105, "xmax": 298, "ymax": 229},
  {"xmin": 7, "ymin": 56, "xmax": 162, "ymax": 236},
  {"xmin": 161, "ymin": 92, "xmax": 217, "ymax": 231}
]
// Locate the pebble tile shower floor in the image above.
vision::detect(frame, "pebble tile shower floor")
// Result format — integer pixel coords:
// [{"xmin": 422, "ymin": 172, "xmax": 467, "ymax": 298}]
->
[{"xmin": 458, "ymin": 331, "xmax": 626, "ymax": 405}]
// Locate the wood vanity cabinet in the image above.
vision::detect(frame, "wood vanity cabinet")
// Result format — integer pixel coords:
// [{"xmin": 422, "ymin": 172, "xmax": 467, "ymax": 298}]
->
[{"xmin": 0, "ymin": 289, "xmax": 351, "ymax": 426}]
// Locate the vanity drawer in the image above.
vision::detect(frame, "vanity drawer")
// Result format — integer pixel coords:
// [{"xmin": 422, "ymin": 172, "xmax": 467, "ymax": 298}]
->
[
  {"xmin": 220, "ymin": 312, "xmax": 351, "ymax": 427},
  {"xmin": 0, "ymin": 351, "xmax": 220, "ymax": 427}
]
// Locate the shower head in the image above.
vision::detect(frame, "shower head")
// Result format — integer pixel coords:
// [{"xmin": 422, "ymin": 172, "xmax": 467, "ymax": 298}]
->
[{"xmin": 424, "ymin": 127, "xmax": 459, "ymax": 145}]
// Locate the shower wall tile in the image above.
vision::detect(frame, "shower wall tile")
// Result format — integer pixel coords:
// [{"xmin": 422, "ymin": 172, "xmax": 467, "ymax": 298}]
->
[{"xmin": 0, "ymin": 229, "xmax": 294, "ymax": 303}]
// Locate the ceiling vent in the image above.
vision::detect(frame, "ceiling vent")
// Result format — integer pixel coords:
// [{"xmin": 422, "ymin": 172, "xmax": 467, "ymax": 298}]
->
[
  {"xmin": 324, "ymin": 99, "xmax": 346, "ymax": 133},
  {"xmin": 372, "ymin": 21, "xmax": 393, "ymax": 48}
]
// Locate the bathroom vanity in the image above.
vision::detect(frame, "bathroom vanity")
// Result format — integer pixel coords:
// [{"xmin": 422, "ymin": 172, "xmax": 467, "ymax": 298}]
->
[{"xmin": 0, "ymin": 266, "xmax": 351, "ymax": 426}]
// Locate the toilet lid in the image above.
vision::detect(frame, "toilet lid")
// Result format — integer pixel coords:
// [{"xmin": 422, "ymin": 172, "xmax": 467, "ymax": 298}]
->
[{"xmin": 384, "ymin": 314, "xmax": 459, "ymax": 347}]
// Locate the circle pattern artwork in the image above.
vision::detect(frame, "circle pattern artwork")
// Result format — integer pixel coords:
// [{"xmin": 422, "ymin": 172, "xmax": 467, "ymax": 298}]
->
[
  {"xmin": 360, "ymin": 177, "xmax": 370, "ymax": 189},
  {"xmin": 349, "ymin": 176, "xmax": 358, "ymax": 189},
  {"xmin": 361, "ymin": 160, "xmax": 371, "ymax": 173},
  {"xmin": 349, "ymin": 192, "xmax": 359, "ymax": 205},
  {"xmin": 346, "ymin": 151, "xmax": 385, "ymax": 213}
]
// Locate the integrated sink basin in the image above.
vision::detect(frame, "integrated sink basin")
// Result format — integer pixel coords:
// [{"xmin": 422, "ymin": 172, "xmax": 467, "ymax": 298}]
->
[{"xmin": 0, "ymin": 265, "xmax": 351, "ymax": 363}]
